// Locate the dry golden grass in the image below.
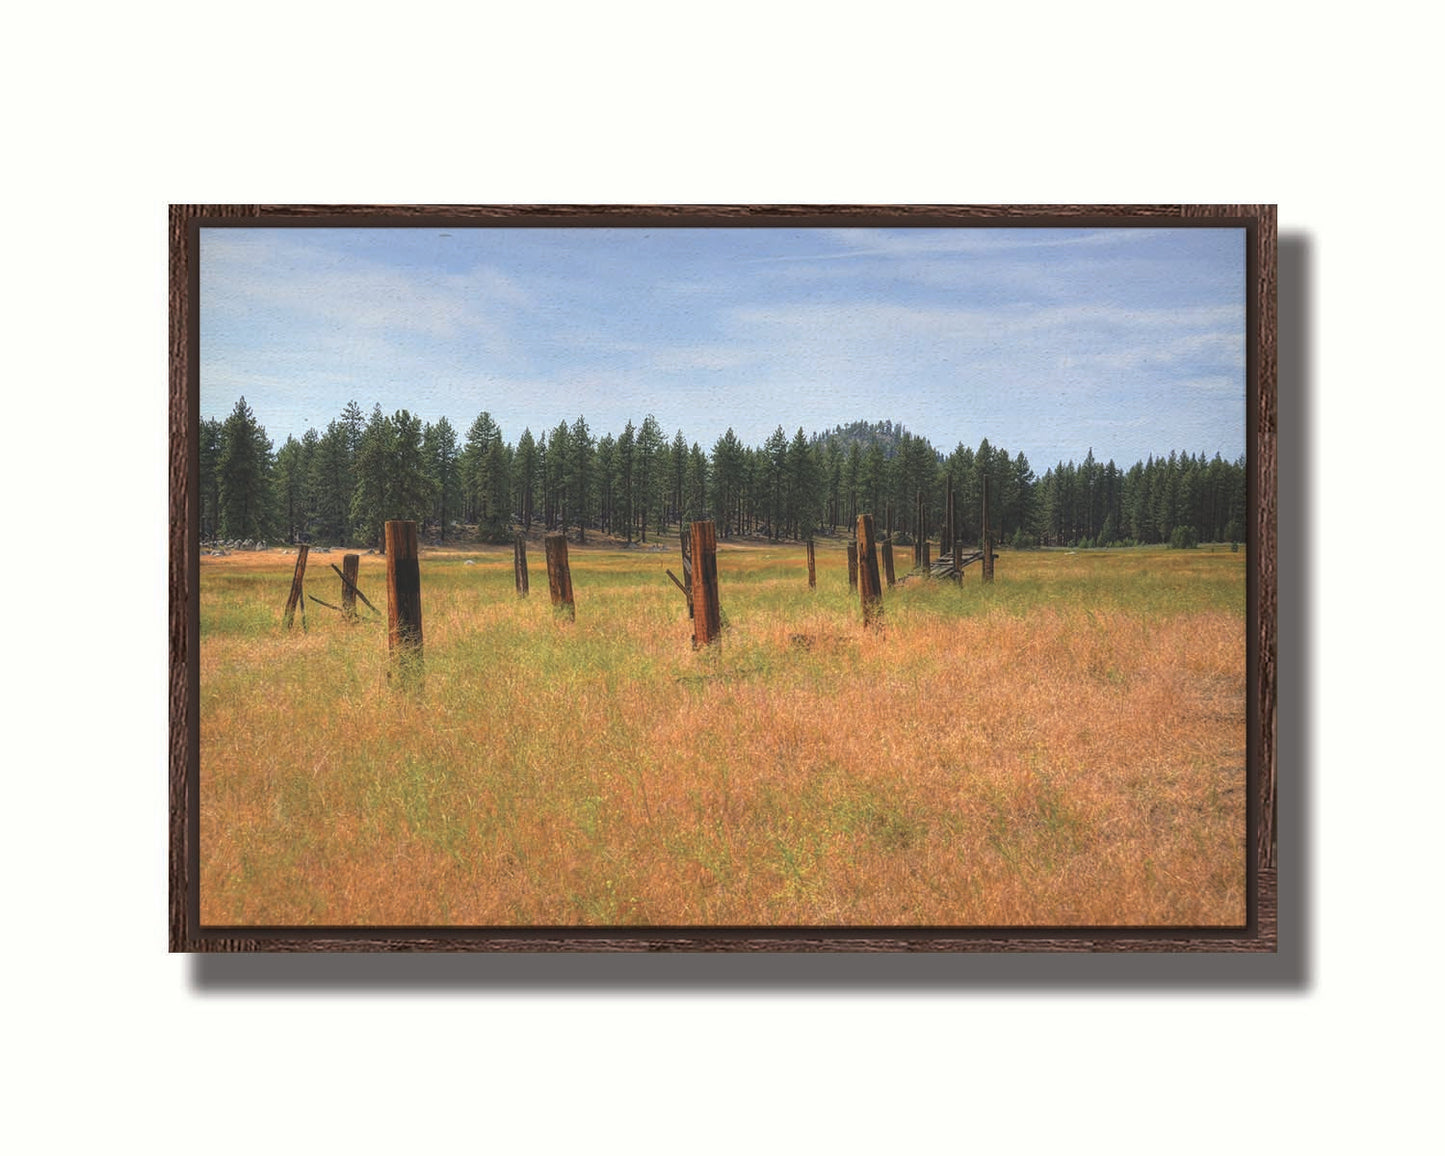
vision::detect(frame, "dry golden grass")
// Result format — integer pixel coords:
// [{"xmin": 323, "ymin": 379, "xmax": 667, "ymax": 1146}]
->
[{"xmin": 199, "ymin": 539, "xmax": 1246, "ymax": 926}]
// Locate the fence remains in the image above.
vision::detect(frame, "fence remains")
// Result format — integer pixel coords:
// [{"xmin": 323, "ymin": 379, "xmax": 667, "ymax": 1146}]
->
[
  {"xmin": 857, "ymin": 514, "xmax": 883, "ymax": 627},
  {"xmin": 807, "ymin": 539, "xmax": 816, "ymax": 589},
  {"xmin": 689, "ymin": 520, "xmax": 721, "ymax": 647},
  {"xmin": 331, "ymin": 560, "xmax": 378, "ymax": 615},
  {"xmin": 384, "ymin": 520, "xmax": 423, "ymax": 685},
  {"xmin": 514, "ymin": 534, "xmax": 529, "ymax": 596},
  {"xmin": 282, "ymin": 544, "xmax": 309, "ymax": 630},
  {"xmin": 341, "ymin": 553, "xmax": 360, "ymax": 619},
  {"xmin": 847, "ymin": 541, "xmax": 858, "ymax": 591},
  {"xmin": 544, "ymin": 533, "xmax": 575, "ymax": 620}
]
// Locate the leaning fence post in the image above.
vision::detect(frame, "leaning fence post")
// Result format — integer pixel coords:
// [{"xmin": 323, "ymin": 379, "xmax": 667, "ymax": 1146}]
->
[
  {"xmin": 881, "ymin": 539, "xmax": 895, "ymax": 587},
  {"xmin": 690, "ymin": 519, "xmax": 721, "ymax": 647},
  {"xmin": 544, "ymin": 532, "xmax": 575, "ymax": 620},
  {"xmin": 384, "ymin": 521, "xmax": 423, "ymax": 685},
  {"xmin": 282, "ymin": 544, "xmax": 309, "ymax": 630},
  {"xmin": 847, "ymin": 541, "xmax": 858, "ymax": 591},
  {"xmin": 857, "ymin": 514, "xmax": 883, "ymax": 627},
  {"xmin": 340, "ymin": 553, "xmax": 360, "ymax": 620},
  {"xmin": 806, "ymin": 538, "xmax": 816, "ymax": 589},
  {"xmin": 514, "ymin": 533, "xmax": 529, "ymax": 596}
]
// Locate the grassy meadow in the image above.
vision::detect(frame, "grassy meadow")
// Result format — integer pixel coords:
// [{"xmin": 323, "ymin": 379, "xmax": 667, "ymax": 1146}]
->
[{"xmin": 198, "ymin": 537, "xmax": 1247, "ymax": 927}]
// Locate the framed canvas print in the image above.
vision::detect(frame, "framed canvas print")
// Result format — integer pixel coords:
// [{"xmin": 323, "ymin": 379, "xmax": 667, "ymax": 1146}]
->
[{"xmin": 170, "ymin": 204, "xmax": 1276, "ymax": 952}]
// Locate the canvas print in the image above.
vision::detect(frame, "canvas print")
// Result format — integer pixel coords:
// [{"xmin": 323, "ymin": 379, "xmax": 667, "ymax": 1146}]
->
[{"xmin": 196, "ymin": 222, "xmax": 1248, "ymax": 928}]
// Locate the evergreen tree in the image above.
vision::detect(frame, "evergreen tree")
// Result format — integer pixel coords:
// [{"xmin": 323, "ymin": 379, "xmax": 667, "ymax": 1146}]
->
[
  {"xmin": 685, "ymin": 441, "xmax": 708, "ymax": 523},
  {"xmin": 635, "ymin": 415, "xmax": 664, "ymax": 542},
  {"xmin": 339, "ymin": 399, "xmax": 366, "ymax": 467},
  {"xmin": 763, "ymin": 425, "xmax": 788, "ymax": 539},
  {"xmin": 482, "ymin": 428, "xmax": 512, "ymax": 539},
  {"xmin": 569, "ymin": 415, "xmax": 594, "ymax": 543},
  {"xmin": 298, "ymin": 427, "xmax": 320, "ymax": 536},
  {"xmin": 310, "ymin": 420, "xmax": 352, "ymax": 544},
  {"xmin": 350, "ymin": 405, "xmax": 395, "ymax": 550},
  {"xmin": 217, "ymin": 396, "xmax": 273, "ymax": 540},
  {"xmin": 272, "ymin": 434, "xmax": 307, "ymax": 543},
  {"xmin": 617, "ymin": 421, "xmax": 636, "ymax": 542},
  {"xmin": 1011, "ymin": 451, "xmax": 1038, "ymax": 544},
  {"xmin": 863, "ymin": 441, "xmax": 886, "ymax": 523},
  {"xmin": 546, "ymin": 420, "xmax": 571, "ymax": 533},
  {"xmin": 842, "ymin": 442, "xmax": 862, "ymax": 528},
  {"xmin": 710, "ymin": 428, "xmax": 743, "ymax": 538},
  {"xmin": 199, "ymin": 417, "xmax": 223, "ymax": 540},
  {"xmin": 594, "ymin": 433, "xmax": 616, "ymax": 535},
  {"xmin": 786, "ymin": 427, "xmax": 819, "ymax": 539},
  {"xmin": 390, "ymin": 409, "xmax": 434, "ymax": 528},
  {"xmin": 669, "ymin": 429, "xmax": 688, "ymax": 530},
  {"xmin": 461, "ymin": 412, "xmax": 497, "ymax": 527},
  {"xmin": 823, "ymin": 438, "xmax": 843, "ymax": 532},
  {"xmin": 514, "ymin": 428, "xmax": 539, "ymax": 530},
  {"xmin": 422, "ymin": 416, "xmax": 460, "ymax": 540}
]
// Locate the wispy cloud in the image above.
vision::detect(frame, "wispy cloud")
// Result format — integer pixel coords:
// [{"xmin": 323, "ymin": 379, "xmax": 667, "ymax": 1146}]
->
[
  {"xmin": 200, "ymin": 225, "xmax": 1246, "ymax": 468},
  {"xmin": 203, "ymin": 230, "xmax": 534, "ymax": 343},
  {"xmin": 746, "ymin": 227, "xmax": 1177, "ymax": 264}
]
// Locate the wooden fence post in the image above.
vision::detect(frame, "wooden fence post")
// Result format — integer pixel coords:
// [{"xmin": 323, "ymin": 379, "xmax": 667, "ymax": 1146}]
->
[
  {"xmin": 282, "ymin": 544, "xmax": 309, "ymax": 630},
  {"xmin": 806, "ymin": 539, "xmax": 816, "ymax": 589},
  {"xmin": 847, "ymin": 541, "xmax": 858, "ymax": 591},
  {"xmin": 881, "ymin": 539, "xmax": 895, "ymax": 587},
  {"xmin": 341, "ymin": 553, "xmax": 359, "ymax": 620},
  {"xmin": 982, "ymin": 475, "xmax": 995, "ymax": 583},
  {"xmin": 690, "ymin": 519, "xmax": 721, "ymax": 648},
  {"xmin": 857, "ymin": 514, "xmax": 883, "ymax": 627},
  {"xmin": 384, "ymin": 521, "xmax": 423, "ymax": 684},
  {"xmin": 920, "ymin": 539, "xmax": 931, "ymax": 575},
  {"xmin": 544, "ymin": 533, "xmax": 575, "ymax": 620},
  {"xmin": 514, "ymin": 534, "xmax": 529, "ymax": 596}
]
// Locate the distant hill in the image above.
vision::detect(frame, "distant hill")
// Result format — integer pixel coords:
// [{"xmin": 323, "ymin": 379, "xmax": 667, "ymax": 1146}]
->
[{"xmin": 809, "ymin": 419, "xmax": 923, "ymax": 459}]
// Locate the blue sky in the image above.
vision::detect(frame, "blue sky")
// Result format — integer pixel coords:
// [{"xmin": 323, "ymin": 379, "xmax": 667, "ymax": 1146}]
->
[{"xmin": 200, "ymin": 225, "xmax": 1245, "ymax": 470}]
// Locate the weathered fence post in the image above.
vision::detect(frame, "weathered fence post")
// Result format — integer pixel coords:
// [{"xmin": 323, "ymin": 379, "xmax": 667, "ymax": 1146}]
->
[
  {"xmin": 689, "ymin": 519, "xmax": 721, "ymax": 648},
  {"xmin": 384, "ymin": 521, "xmax": 423, "ymax": 685},
  {"xmin": 514, "ymin": 533, "xmax": 529, "ymax": 596},
  {"xmin": 340, "ymin": 553, "xmax": 359, "ymax": 620},
  {"xmin": 806, "ymin": 538, "xmax": 816, "ymax": 589},
  {"xmin": 332, "ymin": 561, "xmax": 378, "ymax": 615},
  {"xmin": 982, "ymin": 475, "xmax": 995, "ymax": 583},
  {"xmin": 282, "ymin": 544, "xmax": 309, "ymax": 630},
  {"xmin": 544, "ymin": 532, "xmax": 575, "ymax": 620},
  {"xmin": 847, "ymin": 541, "xmax": 858, "ymax": 591},
  {"xmin": 920, "ymin": 539, "xmax": 931, "ymax": 575},
  {"xmin": 881, "ymin": 539, "xmax": 895, "ymax": 587},
  {"xmin": 857, "ymin": 514, "xmax": 883, "ymax": 627}
]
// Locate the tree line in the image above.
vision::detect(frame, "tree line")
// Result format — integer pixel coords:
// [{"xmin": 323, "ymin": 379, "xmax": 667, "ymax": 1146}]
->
[{"xmin": 203, "ymin": 399, "xmax": 1246, "ymax": 552}]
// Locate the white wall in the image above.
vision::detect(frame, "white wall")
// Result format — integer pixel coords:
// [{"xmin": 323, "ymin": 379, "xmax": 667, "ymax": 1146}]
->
[{"xmin": 5, "ymin": 3, "xmax": 1437, "ymax": 1151}]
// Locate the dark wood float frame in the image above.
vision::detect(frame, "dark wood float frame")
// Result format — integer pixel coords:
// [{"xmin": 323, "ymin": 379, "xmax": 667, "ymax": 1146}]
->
[{"xmin": 170, "ymin": 204, "xmax": 1276, "ymax": 954}]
